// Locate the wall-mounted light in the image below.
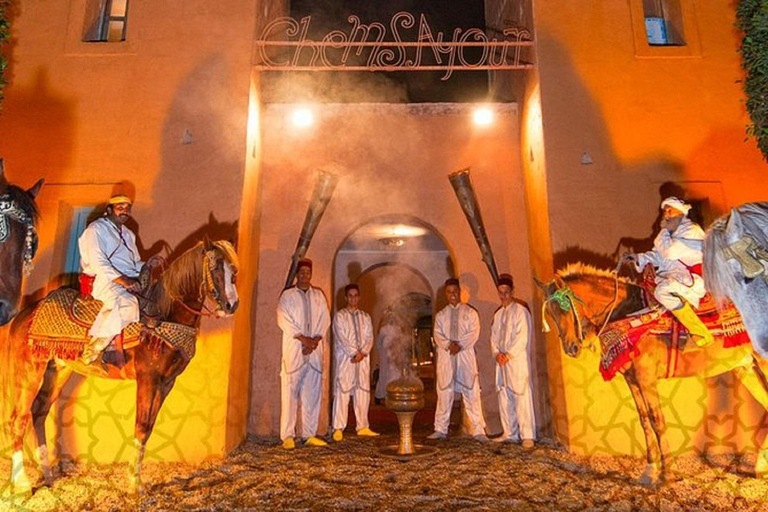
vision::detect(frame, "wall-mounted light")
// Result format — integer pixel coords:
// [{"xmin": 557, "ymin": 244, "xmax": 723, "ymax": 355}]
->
[
  {"xmin": 472, "ymin": 106, "xmax": 494, "ymax": 126},
  {"xmin": 291, "ymin": 107, "xmax": 314, "ymax": 127}
]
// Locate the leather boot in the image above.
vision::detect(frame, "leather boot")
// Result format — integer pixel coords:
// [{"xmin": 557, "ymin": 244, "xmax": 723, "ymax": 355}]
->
[{"xmin": 671, "ymin": 303, "xmax": 714, "ymax": 347}]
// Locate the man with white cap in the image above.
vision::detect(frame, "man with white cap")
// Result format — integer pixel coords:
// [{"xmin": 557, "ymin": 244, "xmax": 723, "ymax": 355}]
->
[
  {"xmin": 427, "ymin": 277, "xmax": 488, "ymax": 442},
  {"xmin": 491, "ymin": 273, "xmax": 536, "ymax": 448},
  {"xmin": 277, "ymin": 258, "xmax": 331, "ymax": 449},
  {"xmin": 78, "ymin": 194, "xmax": 150, "ymax": 364},
  {"xmin": 331, "ymin": 283, "xmax": 379, "ymax": 441},
  {"xmin": 623, "ymin": 196, "xmax": 713, "ymax": 346}
]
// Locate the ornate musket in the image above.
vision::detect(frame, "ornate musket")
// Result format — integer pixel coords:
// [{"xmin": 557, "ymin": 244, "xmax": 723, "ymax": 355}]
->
[
  {"xmin": 448, "ymin": 168, "xmax": 500, "ymax": 286},
  {"xmin": 283, "ymin": 171, "xmax": 339, "ymax": 290}
]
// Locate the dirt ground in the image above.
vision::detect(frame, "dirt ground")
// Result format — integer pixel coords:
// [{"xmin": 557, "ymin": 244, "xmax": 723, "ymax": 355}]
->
[{"xmin": 2, "ymin": 428, "xmax": 768, "ymax": 512}]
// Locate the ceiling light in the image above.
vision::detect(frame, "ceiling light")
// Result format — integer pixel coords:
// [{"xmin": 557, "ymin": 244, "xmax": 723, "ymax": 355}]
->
[
  {"xmin": 472, "ymin": 106, "xmax": 494, "ymax": 126},
  {"xmin": 291, "ymin": 107, "xmax": 314, "ymax": 127}
]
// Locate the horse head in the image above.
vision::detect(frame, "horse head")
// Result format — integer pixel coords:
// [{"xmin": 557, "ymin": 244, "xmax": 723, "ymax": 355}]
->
[
  {"xmin": 0, "ymin": 159, "xmax": 44, "ymax": 325},
  {"xmin": 704, "ymin": 203, "xmax": 768, "ymax": 358},
  {"xmin": 535, "ymin": 276, "xmax": 585, "ymax": 358},
  {"xmin": 157, "ymin": 239, "xmax": 240, "ymax": 321},
  {"xmin": 203, "ymin": 239, "xmax": 240, "ymax": 316}
]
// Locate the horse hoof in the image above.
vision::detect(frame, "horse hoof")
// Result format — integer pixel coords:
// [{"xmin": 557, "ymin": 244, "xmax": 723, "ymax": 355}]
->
[{"xmin": 637, "ymin": 463, "xmax": 661, "ymax": 487}]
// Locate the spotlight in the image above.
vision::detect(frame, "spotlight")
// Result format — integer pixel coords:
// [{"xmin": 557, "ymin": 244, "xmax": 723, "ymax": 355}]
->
[
  {"xmin": 291, "ymin": 107, "xmax": 314, "ymax": 127},
  {"xmin": 472, "ymin": 106, "xmax": 494, "ymax": 126}
]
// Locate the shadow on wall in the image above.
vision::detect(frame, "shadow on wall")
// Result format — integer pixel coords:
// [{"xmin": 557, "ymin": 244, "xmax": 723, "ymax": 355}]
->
[
  {"xmin": 537, "ymin": 34, "xmax": 765, "ymax": 453},
  {"xmin": 0, "ymin": 67, "xmax": 76, "ymax": 178}
]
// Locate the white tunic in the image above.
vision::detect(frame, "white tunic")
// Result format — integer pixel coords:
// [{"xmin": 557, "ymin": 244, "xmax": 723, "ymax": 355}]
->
[
  {"xmin": 277, "ymin": 286, "xmax": 331, "ymax": 375},
  {"xmin": 333, "ymin": 307, "xmax": 373, "ymax": 393},
  {"xmin": 433, "ymin": 303, "xmax": 481, "ymax": 391},
  {"xmin": 490, "ymin": 302, "xmax": 532, "ymax": 395},
  {"xmin": 78, "ymin": 217, "xmax": 143, "ymax": 338},
  {"xmin": 635, "ymin": 217, "xmax": 707, "ymax": 308}
]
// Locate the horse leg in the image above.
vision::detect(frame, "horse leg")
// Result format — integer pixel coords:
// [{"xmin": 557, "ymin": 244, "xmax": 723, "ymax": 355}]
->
[
  {"xmin": 9, "ymin": 359, "xmax": 49, "ymax": 495},
  {"xmin": 130, "ymin": 348, "xmax": 186, "ymax": 494},
  {"xmin": 635, "ymin": 369, "xmax": 674, "ymax": 482},
  {"xmin": 623, "ymin": 369, "xmax": 663, "ymax": 486},
  {"xmin": 30, "ymin": 362, "xmax": 74, "ymax": 486},
  {"xmin": 130, "ymin": 374, "xmax": 178, "ymax": 494},
  {"xmin": 732, "ymin": 357, "xmax": 768, "ymax": 478}
]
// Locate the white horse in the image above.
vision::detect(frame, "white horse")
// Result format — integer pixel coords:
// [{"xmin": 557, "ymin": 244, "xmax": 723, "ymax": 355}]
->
[{"xmin": 704, "ymin": 202, "xmax": 768, "ymax": 358}]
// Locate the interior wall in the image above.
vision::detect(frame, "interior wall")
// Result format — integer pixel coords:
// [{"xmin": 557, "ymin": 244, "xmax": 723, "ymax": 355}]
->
[{"xmin": 249, "ymin": 102, "xmax": 533, "ymax": 438}]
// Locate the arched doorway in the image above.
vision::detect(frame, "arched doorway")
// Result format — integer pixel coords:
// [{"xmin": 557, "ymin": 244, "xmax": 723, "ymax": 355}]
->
[{"xmin": 333, "ymin": 215, "xmax": 453, "ymax": 430}]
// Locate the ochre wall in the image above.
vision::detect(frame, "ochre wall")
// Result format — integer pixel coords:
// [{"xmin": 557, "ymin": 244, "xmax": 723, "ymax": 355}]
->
[
  {"xmin": 529, "ymin": 0, "xmax": 768, "ymax": 455},
  {"xmin": 0, "ymin": 1, "xmax": 258, "ymax": 462},
  {"xmin": 248, "ymin": 103, "xmax": 534, "ymax": 437}
]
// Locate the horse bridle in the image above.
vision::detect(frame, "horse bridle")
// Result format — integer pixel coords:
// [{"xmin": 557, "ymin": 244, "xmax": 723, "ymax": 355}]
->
[
  {"xmin": 542, "ymin": 285, "xmax": 587, "ymax": 345},
  {"xmin": 0, "ymin": 194, "xmax": 37, "ymax": 275},
  {"xmin": 173, "ymin": 249, "xmax": 231, "ymax": 317},
  {"xmin": 541, "ymin": 275, "xmax": 621, "ymax": 350}
]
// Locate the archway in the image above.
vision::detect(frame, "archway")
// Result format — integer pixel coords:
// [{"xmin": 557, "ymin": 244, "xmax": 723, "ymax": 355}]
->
[{"xmin": 332, "ymin": 216, "xmax": 454, "ymax": 430}]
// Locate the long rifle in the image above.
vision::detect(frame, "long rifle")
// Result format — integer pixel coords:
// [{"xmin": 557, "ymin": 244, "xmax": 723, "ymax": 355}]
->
[
  {"xmin": 448, "ymin": 168, "xmax": 500, "ymax": 286},
  {"xmin": 283, "ymin": 171, "xmax": 339, "ymax": 290}
]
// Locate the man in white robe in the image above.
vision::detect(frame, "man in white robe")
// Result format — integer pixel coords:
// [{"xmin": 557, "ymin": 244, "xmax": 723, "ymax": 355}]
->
[
  {"xmin": 331, "ymin": 284, "xmax": 379, "ymax": 441},
  {"xmin": 277, "ymin": 258, "xmax": 331, "ymax": 449},
  {"xmin": 374, "ymin": 309, "xmax": 406, "ymax": 400},
  {"xmin": 491, "ymin": 273, "xmax": 536, "ymax": 448},
  {"xmin": 427, "ymin": 278, "xmax": 488, "ymax": 442},
  {"xmin": 78, "ymin": 195, "xmax": 144, "ymax": 364},
  {"xmin": 623, "ymin": 196, "xmax": 713, "ymax": 346}
]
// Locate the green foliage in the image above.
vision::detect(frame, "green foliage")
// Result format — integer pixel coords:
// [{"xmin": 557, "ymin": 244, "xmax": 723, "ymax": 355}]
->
[
  {"xmin": 737, "ymin": 0, "xmax": 768, "ymax": 160},
  {"xmin": 0, "ymin": 0, "xmax": 9, "ymax": 108}
]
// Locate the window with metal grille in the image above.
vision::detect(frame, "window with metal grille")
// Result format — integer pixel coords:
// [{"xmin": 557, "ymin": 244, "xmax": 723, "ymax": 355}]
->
[{"xmin": 82, "ymin": 0, "xmax": 130, "ymax": 43}]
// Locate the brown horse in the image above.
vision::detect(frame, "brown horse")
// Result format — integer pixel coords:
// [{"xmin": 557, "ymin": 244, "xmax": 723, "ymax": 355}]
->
[
  {"xmin": 0, "ymin": 159, "xmax": 44, "ymax": 325},
  {"xmin": 537, "ymin": 263, "xmax": 768, "ymax": 486},
  {"xmin": 6, "ymin": 239, "xmax": 239, "ymax": 495}
]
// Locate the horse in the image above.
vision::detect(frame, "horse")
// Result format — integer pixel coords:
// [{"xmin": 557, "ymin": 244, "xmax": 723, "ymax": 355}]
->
[
  {"xmin": 0, "ymin": 158, "xmax": 44, "ymax": 325},
  {"xmin": 5, "ymin": 239, "xmax": 239, "ymax": 495},
  {"xmin": 704, "ymin": 202, "xmax": 768, "ymax": 359},
  {"xmin": 536, "ymin": 263, "xmax": 768, "ymax": 486}
]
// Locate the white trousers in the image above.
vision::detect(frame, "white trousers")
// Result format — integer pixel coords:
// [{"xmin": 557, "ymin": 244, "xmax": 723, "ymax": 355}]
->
[
  {"xmin": 280, "ymin": 364, "xmax": 322, "ymax": 440},
  {"xmin": 434, "ymin": 381, "xmax": 485, "ymax": 436},
  {"xmin": 332, "ymin": 385, "xmax": 370, "ymax": 431},
  {"xmin": 89, "ymin": 282, "xmax": 139, "ymax": 339},
  {"xmin": 498, "ymin": 385, "xmax": 535, "ymax": 441}
]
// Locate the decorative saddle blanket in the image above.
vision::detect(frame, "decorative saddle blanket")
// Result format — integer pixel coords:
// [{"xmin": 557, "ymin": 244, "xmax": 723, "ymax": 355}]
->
[
  {"xmin": 598, "ymin": 303, "xmax": 749, "ymax": 381},
  {"xmin": 27, "ymin": 288, "xmax": 197, "ymax": 361}
]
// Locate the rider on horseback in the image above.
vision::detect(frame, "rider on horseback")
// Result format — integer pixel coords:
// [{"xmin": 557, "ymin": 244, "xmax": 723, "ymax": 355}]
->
[
  {"xmin": 78, "ymin": 194, "xmax": 158, "ymax": 364},
  {"xmin": 622, "ymin": 196, "xmax": 714, "ymax": 347}
]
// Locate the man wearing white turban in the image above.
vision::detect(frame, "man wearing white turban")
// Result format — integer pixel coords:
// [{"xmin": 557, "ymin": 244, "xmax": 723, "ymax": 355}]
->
[{"xmin": 623, "ymin": 196, "xmax": 713, "ymax": 346}]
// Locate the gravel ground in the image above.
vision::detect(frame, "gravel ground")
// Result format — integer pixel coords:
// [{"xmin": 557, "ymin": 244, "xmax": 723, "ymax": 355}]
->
[{"xmin": 1, "ymin": 432, "xmax": 768, "ymax": 511}]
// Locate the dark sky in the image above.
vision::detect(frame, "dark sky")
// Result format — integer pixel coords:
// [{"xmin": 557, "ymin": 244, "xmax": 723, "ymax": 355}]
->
[{"xmin": 283, "ymin": 0, "xmax": 490, "ymax": 102}]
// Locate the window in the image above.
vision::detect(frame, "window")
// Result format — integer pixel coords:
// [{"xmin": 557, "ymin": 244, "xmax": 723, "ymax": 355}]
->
[
  {"xmin": 642, "ymin": 0, "xmax": 685, "ymax": 46},
  {"xmin": 630, "ymin": 0, "xmax": 700, "ymax": 58},
  {"xmin": 63, "ymin": 207, "xmax": 93, "ymax": 287},
  {"xmin": 83, "ymin": 0, "xmax": 130, "ymax": 43}
]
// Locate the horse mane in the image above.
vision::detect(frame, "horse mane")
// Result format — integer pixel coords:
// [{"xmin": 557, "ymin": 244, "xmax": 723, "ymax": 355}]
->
[
  {"xmin": 156, "ymin": 242, "xmax": 206, "ymax": 318},
  {"xmin": 705, "ymin": 202, "xmax": 768, "ymax": 305},
  {"xmin": 3, "ymin": 184, "xmax": 39, "ymax": 223},
  {"xmin": 557, "ymin": 262, "xmax": 631, "ymax": 284},
  {"xmin": 155, "ymin": 240, "xmax": 239, "ymax": 318}
]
